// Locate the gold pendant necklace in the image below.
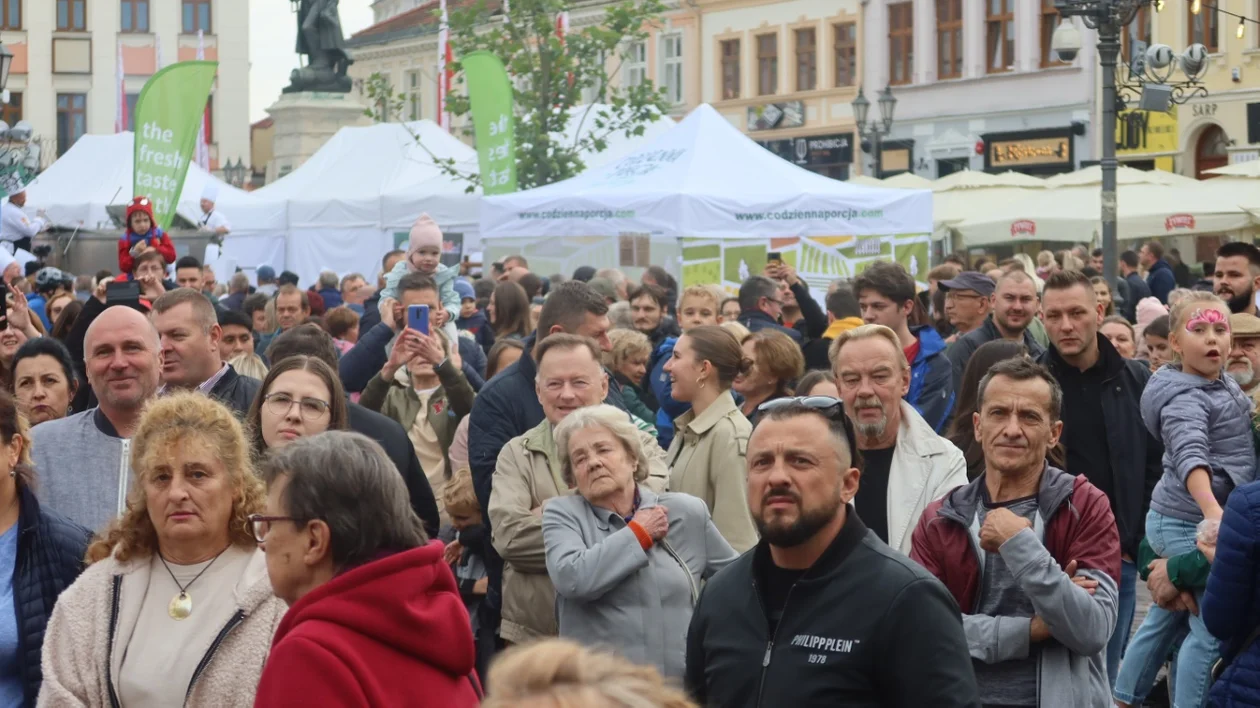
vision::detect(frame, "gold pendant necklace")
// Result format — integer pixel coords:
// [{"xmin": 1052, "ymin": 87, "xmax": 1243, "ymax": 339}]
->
[{"xmin": 158, "ymin": 547, "xmax": 229, "ymax": 621}]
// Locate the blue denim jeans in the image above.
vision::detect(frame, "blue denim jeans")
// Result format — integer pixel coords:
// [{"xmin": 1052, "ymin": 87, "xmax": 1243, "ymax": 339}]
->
[
  {"xmin": 1113, "ymin": 510, "xmax": 1219, "ymax": 708},
  {"xmin": 1107, "ymin": 558, "xmax": 1138, "ymax": 688}
]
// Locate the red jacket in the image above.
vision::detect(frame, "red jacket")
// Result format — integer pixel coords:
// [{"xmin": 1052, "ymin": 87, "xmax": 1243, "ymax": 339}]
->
[
  {"xmin": 117, "ymin": 230, "xmax": 176, "ymax": 273},
  {"xmin": 910, "ymin": 465, "xmax": 1121, "ymax": 612},
  {"xmin": 253, "ymin": 542, "xmax": 482, "ymax": 708}
]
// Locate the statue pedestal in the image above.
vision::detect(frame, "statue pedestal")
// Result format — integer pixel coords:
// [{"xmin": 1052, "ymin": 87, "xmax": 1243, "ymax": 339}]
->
[{"xmin": 264, "ymin": 91, "xmax": 371, "ymax": 184}]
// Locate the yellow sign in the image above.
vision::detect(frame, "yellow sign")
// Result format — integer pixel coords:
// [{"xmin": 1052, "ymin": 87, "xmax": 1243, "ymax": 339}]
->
[
  {"xmin": 1115, "ymin": 107, "xmax": 1178, "ymax": 156},
  {"xmin": 989, "ymin": 137, "xmax": 1071, "ymax": 167}
]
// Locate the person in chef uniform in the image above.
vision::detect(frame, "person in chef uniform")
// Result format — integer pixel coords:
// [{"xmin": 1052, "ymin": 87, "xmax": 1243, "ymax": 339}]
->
[
  {"xmin": 198, "ymin": 185, "xmax": 231, "ymax": 238},
  {"xmin": 1, "ymin": 191, "xmax": 47, "ymax": 254}
]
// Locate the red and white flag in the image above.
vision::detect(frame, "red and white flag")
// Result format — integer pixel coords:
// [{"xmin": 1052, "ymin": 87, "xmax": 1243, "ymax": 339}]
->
[
  {"xmin": 115, "ymin": 42, "xmax": 127, "ymax": 133},
  {"xmin": 437, "ymin": 0, "xmax": 453, "ymax": 131},
  {"xmin": 194, "ymin": 30, "xmax": 211, "ymax": 170}
]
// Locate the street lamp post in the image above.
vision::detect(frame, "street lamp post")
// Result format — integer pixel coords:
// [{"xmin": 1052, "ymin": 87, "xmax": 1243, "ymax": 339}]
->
[
  {"xmin": 853, "ymin": 86, "xmax": 897, "ymax": 178},
  {"xmin": 1052, "ymin": 0, "xmax": 1208, "ymax": 289}
]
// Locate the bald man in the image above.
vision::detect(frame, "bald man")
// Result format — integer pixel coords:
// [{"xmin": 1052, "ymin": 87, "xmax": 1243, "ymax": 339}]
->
[{"xmin": 32, "ymin": 305, "xmax": 162, "ymax": 531}]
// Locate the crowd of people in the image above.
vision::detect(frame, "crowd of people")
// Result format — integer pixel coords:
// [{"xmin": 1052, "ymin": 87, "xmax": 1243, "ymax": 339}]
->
[{"xmin": 2, "ymin": 197, "xmax": 1260, "ymax": 707}]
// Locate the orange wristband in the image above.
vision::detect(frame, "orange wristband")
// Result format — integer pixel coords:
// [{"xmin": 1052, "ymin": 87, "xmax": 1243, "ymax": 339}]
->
[{"xmin": 628, "ymin": 520, "xmax": 654, "ymax": 551}]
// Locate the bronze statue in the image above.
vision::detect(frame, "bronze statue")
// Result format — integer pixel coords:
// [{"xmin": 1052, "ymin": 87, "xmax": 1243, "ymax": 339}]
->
[{"xmin": 285, "ymin": 0, "xmax": 353, "ymax": 93}]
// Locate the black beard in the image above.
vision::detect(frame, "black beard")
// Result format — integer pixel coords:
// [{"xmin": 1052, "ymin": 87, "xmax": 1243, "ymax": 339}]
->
[
  {"xmin": 1225, "ymin": 288, "xmax": 1254, "ymax": 313},
  {"xmin": 754, "ymin": 488, "xmax": 842, "ymax": 547}
]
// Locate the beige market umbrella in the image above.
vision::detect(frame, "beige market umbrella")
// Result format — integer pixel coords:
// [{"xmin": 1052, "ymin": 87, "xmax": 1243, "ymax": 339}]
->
[
  {"xmin": 1046, "ymin": 164, "xmax": 1201, "ymax": 187},
  {"xmin": 952, "ymin": 181, "xmax": 1255, "ymax": 247},
  {"xmin": 933, "ymin": 170, "xmax": 1047, "ymax": 191},
  {"xmin": 881, "ymin": 172, "xmax": 933, "ymax": 189},
  {"xmin": 847, "ymin": 174, "xmax": 885, "ymax": 186},
  {"xmin": 1206, "ymin": 161, "xmax": 1260, "ymax": 178}
]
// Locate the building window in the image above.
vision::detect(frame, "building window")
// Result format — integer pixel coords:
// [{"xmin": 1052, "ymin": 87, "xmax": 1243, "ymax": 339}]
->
[
  {"xmin": 833, "ymin": 23, "xmax": 856, "ymax": 87},
  {"xmin": 1188, "ymin": 3, "xmax": 1219, "ymax": 52},
  {"xmin": 720, "ymin": 39, "xmax": 741, "ymax": 99},
  {"xmin": 57, "ymin": 0, "xmax": 87, "ymax": 31},
  {"xmin": 1, "ymin": 92, "xmax": 20, "ymax": 127},
  {"xmin": 121, "ymin": 0, "xmax": 149, "ymax": 32},
  {"xmin": 937, "ymin": 0, "xmax": 962, "ymax": 79},
  {"xmin": 623, "ymin": 41, "xmax": 646, "ymax": 89},
  {"xmin": 56, "ymin": 94, "xmax": 87, "ymax": 156},
  {"xmin": 182, "ymin": 0, "xmax": 212, "ymax": 34},
  {"xmin": 406, "ymin": 70, "xmax": 422, "ymax": 121},
  {"xmin": 889, "ymin": 2, "xmax": 914, "ymax": 85},
  {"xmin": 987, "ymin": 0, "xmax": 1015, "ymax": 73},
  {"xmin": 1, "ymin": 0, "xmax": 19, "ymax": 30},
  {"xmin": 757, "ymin": 33, "xmax": 778, "ymax": 95},
  {"xmin": 1042, "ymin": 0, "xmax": 1066, "ymax": 66},
  {"xmin": 795, "ymin": 28, "xmax": 816, "ymax": 91},
  {"xmin": 1121, "ymin": 6, "xmax": 1151, "ymax": 61},
  {"xmin": 661, "ymin": 33, "xmax": 683, "ymax": 104}
]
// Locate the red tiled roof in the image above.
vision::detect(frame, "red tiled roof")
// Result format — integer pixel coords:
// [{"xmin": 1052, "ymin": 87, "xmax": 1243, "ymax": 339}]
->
[
  {"xmin": 352, "ymin": 2, "xmax": 441, "ymax": 39},
  {"xmin": 251, "ymin": 117, "xmax": 274, "ymax": 130}
]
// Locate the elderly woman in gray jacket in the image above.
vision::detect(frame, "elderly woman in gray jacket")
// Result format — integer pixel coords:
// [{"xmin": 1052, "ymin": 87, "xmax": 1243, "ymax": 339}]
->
[{"xmin": 542, "ymin": 404, "xmax": 737, "ymax": 679}]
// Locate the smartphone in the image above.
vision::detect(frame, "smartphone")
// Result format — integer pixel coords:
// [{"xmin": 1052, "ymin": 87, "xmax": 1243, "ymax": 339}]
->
[
  {"xmin": 767, "ymin": 251, "xmax": 783, "ymax": 265},
  {"xmin": 0, "ymin": 281, "xmax": 8, "ymax": 331},
  {"xmin": 407, "ymin": 304, "xmax": 430, "ymax": 335},
  {"xmin": 106, "ymin": 280, "xmax": 142, "ymax": 308}
]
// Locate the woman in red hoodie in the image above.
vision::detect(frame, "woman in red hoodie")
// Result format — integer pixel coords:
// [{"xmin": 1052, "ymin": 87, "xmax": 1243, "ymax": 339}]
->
[{"xmin": 251, "ymin": 430, "xmax": 482, "ymax": 708}]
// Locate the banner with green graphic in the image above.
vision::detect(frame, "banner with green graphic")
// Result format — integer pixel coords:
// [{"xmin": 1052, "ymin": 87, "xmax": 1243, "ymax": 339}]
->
[
  {"xmin": 462, "ymin": 51, "xmax": 517, "ymax": 195},
  {"xmin": 132, "ymin": 60, "xmax": 218, "ymax": 229}
]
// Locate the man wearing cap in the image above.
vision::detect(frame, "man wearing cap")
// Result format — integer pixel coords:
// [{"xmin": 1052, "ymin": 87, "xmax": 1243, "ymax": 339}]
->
[
  {"xmin": 1, "ymin": 191, "xmax": 47, "ymax": 254},
  {"xmin": 939, "ymin": 271, "xmax": 995, "ymax": 343},
  {"xmin": 256, "ymin": 265, "xmax": 278, "ymax": 297},
  {"xmin": 1227, "ymin": 313, "xmax": 1260, "ymax": 410},
  {"xmin": 198, "ymin": 185, "xmax": 231, "ymax": 237},
  {"xmin": 946, "ymin": 271, "xmax": 1044, "ymax": 393}
]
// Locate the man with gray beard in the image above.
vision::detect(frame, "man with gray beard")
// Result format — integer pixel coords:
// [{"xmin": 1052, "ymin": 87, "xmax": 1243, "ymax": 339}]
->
[
  {"xmin": 1226, "ymin": 313, "xmax": 1260, "ymax": 411},
  {"xmin": 829, "ymin": 324, "xmax": 967, "ymax": 554}
]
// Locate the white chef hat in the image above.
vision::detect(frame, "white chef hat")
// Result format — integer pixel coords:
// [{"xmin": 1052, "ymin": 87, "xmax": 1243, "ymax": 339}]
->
[{"xmin": 201, "ymin": 183, "xmax": 219, "ymax": 203}]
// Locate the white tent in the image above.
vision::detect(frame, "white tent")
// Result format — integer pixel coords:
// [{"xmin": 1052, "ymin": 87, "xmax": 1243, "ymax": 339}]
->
[
  {"xmin": 22, "ymin": 132, "xmax": 261, "ymax": 231},
  {"xmin": 480, "ymin": 104, "xmax": 931, "ymax": 241},
  {"xmin": 555, "ymin": 104, "xmax": 678, "ymax": 170},
  {"xmin": 240, "ymin": 120, "xmax": 480, "ymax": 284}
]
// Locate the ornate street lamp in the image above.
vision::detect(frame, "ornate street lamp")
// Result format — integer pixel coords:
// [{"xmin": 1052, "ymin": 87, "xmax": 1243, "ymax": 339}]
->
[
  {"xmin": 1051, "ymin": 0, "xmax": 1208, "ymax": 291},
  {"xmin": 853, "ymin": 86, "xmax": 897, "ymax": 178}
]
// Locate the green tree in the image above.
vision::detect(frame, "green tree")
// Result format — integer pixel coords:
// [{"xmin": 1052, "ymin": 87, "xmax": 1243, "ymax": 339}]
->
[
  {"xmin": 441, "ymin": 0, "xmax": 670, "ymax": 190},
  {"xmin": 363, "ymin": 72, "xmax": 405, "ymax": 123}
]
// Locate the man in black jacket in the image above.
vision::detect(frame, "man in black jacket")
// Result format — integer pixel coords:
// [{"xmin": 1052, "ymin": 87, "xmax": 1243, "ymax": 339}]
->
[
  {"xmin": 1037, "ymin": 269, "xmax": 1162, "ymax": 685},
  {"xmin": 737, "ymin": 275, "xmax": 803, "ymax": 343},
  {"xmin": 685, "ymin": 400, "xmax": 978, "ymax": 707},
  {"xmin": 151, "ymin": 289, "xmax": 260, "ymax": 415},
  {"xmin": 266, "ymin": 325, "xmax": 441, "ymax": 537},
  {"xmin": 1119, "ymin": 250, "xmax": 1152, "ymax": 322}
]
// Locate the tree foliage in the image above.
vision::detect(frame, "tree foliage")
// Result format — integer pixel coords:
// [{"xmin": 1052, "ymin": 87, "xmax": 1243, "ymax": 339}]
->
[
  {"xmin": 439, "ymin": 0, "xmax": 671, "ymax": 190},
  {"xmin": 363, "ymin": 73, "xmax": 405, "ymax": 123}
]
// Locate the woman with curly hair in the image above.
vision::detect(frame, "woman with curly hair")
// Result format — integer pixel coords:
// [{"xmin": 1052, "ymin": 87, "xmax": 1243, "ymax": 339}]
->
[{"xmin": 39, "ymin": 392, "xmax": 287, "ymax": 707}]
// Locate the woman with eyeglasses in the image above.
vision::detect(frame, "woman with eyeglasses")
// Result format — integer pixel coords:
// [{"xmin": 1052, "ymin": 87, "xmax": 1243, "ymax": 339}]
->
[
  {"xmin": 663, "ymin": 326, "xmax": 758, "ymax": 552},
  {"xmin": 40, "ymin": 392, "xmax": 286, "ymax": 707},
  {"xmin": 252, "ymin": 432, "xmax": 482, "ymax": 707},
  {"xmin": 246, "ymin": 356, "xmax": 350, "ymax": 455},
  {"xmin": 733, "ymin": 330, "xmax": 804, "ymax": 425}
]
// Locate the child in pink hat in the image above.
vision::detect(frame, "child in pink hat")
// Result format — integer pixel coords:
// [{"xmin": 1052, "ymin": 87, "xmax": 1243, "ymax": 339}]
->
[{"xmin": 380, "ymin": 213, "xmax": 461, "ymax": 331}]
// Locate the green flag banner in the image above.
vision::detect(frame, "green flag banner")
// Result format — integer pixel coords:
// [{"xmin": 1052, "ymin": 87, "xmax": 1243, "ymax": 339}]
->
[
  {"xmin": 132, "ymin": 60, "xmax": 218, "ymax": 229},
  {"xmin": 462, "ymin": 51, "xmax": 517, "ymax": 195}
]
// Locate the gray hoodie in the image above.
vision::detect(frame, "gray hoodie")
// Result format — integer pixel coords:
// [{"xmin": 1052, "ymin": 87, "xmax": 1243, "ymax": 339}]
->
[{"xmin": 1142, "ymin": 365, "xmax": 1256, "ymax": 523}]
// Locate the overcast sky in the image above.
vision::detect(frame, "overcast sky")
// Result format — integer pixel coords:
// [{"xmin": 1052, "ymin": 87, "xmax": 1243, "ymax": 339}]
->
[{"xmin": 249, "ymin": 0, "xmax": 377, "ymax": 122}]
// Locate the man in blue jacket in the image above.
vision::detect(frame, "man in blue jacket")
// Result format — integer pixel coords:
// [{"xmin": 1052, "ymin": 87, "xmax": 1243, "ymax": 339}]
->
[
  {"xmin": 1140, "ymin": 240, "xmax": 1177, "ymax": 305},
  {"xmin": 736, "ymin": 275, "xmax": 802, "ymax": 343},
  {"xmin": 466, "ymin": 281, "xmax": 625, "ymax": 651},
  {"xmin": 853, "ymin": 261, "xmax": 954, "ymax": 432}
]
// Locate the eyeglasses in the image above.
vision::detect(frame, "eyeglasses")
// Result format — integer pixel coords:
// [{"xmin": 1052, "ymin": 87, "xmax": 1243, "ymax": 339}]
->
[
  {"xmin": 246, "ymin": 514, "xmax": 303, "ymax": 543},
  {"xmin": 756, "ymin": 396, "xmax": 862, "ymax": 468},
  {"xmin": 263, "ymin": 393, "xmax": 331, "ymax": 421}
]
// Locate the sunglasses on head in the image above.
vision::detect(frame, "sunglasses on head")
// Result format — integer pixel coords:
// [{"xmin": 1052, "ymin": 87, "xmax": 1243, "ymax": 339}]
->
[{"xmin": 756, "ymin": 396, "xmax": 862, "ymax": 468}]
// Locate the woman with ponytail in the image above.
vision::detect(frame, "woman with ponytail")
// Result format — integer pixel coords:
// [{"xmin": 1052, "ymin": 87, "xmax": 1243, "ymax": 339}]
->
[{"xmin": 661, "ymin": 325, "xmax": 758, "ymax": 552}]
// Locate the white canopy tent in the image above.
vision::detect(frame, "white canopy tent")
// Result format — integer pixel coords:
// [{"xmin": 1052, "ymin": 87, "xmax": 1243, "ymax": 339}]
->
[
  {"xmin": 555, "ymin": 104, "xmax": 678, "ymax": 170},
  {"xmin": 237, "ymin": 120, "xmax": 480, "ymax": 284},
  {"xmin": 480, "ymin": 104, "xmax": 931, "ymax": 242},
  {"xmin": 21, "ymin": 132, "xmax": 262, "ymax": 231}
]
